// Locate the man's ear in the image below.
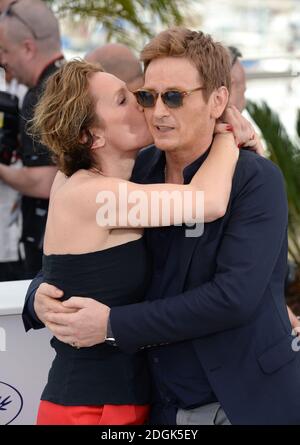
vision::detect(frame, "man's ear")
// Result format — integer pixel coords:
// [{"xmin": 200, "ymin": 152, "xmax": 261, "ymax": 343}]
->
[
  {"xmin": 210, "ymin": 86, "xmax": 229, "ymax": 119},
  {"xmin": 23, "ymin": 39, "xmax": 37, "ymax": 60}
]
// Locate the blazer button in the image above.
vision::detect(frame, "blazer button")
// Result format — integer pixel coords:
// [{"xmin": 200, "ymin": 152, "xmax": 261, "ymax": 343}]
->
[{"xmin": 153, "ymin": 357, "xmax": 159, "ymax": 364}]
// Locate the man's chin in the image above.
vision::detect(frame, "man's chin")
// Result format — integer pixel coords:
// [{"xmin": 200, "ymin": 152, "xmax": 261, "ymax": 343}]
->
[{"xmin": 154, "ymin": 141, "xmax": 175, "ymax": 151}]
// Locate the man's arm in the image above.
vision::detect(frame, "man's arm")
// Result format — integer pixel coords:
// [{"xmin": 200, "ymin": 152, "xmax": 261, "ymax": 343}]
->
[
  {"xmin": 110, "ymin": 157, "xmax": 288, "ymax": 353},
  {"xmin": 22, "ymin": 270, "xmax": 45, "ymax": 331},
  {"xmin": 22, "ymin": 275, "xmax": 77, "ymax": 333},
  {"xmin": 0, "ymin": 164, "xmax": 57, "ymax": 199}
]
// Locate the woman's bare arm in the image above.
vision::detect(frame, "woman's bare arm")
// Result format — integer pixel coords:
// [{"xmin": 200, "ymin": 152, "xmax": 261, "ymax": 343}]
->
[{"xmin": 83, "ymin": 131, "xmax": 238, "ymax": 229}]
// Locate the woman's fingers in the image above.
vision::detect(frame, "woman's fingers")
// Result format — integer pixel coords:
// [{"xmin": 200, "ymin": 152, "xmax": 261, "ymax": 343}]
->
[
  {"xmin": 223, "ymin": 106, "xmax": 259, "ymax": 148},
  {"xmin": 218, "ymin": 106, "xmax": 265, "ymax": 155},
  {"xmin": 214, "ymin": 122, "xmax": 234, "ymax": 134}
]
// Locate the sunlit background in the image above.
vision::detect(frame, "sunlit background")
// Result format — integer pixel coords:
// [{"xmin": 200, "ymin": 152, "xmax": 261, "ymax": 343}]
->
[{"xmin": 57, "ymin": 0, "xmax": 300, "ymax": 139}]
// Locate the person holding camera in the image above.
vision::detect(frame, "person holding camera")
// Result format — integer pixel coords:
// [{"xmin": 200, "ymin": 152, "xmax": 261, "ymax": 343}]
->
[
  {"xmin": 0, "ymin": 0, "xmax": 62, "ymax": 277},
  {"xmin": 0, "ymin": 34, "xmax": 25, "ymax": 280}
]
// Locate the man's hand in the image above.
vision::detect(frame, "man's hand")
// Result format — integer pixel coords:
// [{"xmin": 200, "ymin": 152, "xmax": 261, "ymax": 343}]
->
[
  {"xmin": 34, "ymin": 282, "xmax": 75, "ymax": 325},
  {"xmin": 44, "ymin": 297, "xmax": 110, "ymax": 348}
]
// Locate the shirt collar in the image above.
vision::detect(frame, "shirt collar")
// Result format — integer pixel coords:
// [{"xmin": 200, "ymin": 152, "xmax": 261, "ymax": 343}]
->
[
  {"xmin": 154, "ymin": 144, "xmax": 212, "ymax": 184},
  {"xmin": 182, "ymin": 146, "xmax": 212, "ymax": 184},
  {"xmin": 37, "ymin": 56, "xmax": 65, "ymax": 85}
]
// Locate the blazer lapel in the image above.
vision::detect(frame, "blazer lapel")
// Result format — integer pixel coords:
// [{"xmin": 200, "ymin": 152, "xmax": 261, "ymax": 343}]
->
[{"xmin": 178, "ymin": 228, "xmax": 202, "ymax": 290}]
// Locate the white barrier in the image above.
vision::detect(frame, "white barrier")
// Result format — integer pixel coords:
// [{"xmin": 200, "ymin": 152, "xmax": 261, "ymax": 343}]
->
[{"xmin": 0, "ymin": 280, "xmax": 54, "ymax": 425}]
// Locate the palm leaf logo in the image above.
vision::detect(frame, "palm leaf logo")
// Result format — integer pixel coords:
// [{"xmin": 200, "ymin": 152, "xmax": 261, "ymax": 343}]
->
[{"xmin": 0, "ymin": 395, "xmax": 12, "ymax": 411}]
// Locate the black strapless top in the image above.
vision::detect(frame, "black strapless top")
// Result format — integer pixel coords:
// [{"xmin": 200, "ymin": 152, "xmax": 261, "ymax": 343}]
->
[{"xmin": 41, "ymin": 238, "xmax": 152, "ymax": 406}]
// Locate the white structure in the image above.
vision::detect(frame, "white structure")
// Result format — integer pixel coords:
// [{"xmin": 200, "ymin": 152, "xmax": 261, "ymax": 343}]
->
[{"xmin": 0, "ymin": 280, "xmax": 54, "ymax": 425}]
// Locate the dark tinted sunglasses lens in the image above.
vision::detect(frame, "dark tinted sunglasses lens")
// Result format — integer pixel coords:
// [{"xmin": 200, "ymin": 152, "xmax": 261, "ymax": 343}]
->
[
  {"xmin": 135, "ymin": 91, "xmax": 155, "ymax": 107},
  {"xmin": 163, "ymin": 91, "xmax": 183, "ymax": 108}
]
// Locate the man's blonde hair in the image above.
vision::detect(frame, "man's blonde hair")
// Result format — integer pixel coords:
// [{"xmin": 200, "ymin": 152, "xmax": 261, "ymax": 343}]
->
[{"xmin": 141, "ymin": 27, "xmax": 231, "ymax": 102}]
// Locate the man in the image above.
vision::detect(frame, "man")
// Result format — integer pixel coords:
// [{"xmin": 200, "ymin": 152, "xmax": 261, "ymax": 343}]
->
[
  {"xmin": 0, "ymin": 0, "xmax": 12, "ymax": 11},
  {"xmin": 228, "ymin": 45, "xmax": 300, "ymax": 331},
  {"xmin": 0, "ymin": 0, "xmax": 61, "ymax": 277},
  {"xmin": 23, "ymin": 28, "xmax": 300, "ymax": 425},
  {"xmin": 85, "ymin": 43, "xmax": 143, "ymax": 91},
  {"xmin": 0, "ymin": 49, "xmax": 23, "ymax": 280},
  {"xmin": 0, "ymin": 52, "xmax": 27, "ymax": 106},
  {"xmin": 228, "ymin": 46, "xmax": 247, "ymax": 112}
]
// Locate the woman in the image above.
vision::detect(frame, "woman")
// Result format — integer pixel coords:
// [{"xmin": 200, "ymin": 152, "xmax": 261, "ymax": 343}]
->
[{"xmin": 30, "ymin": 60, "xmax": 258, "ymax": 425}]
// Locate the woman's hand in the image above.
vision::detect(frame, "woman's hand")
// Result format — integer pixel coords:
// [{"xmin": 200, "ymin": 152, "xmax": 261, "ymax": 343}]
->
[
  {"xmin": 245, "ymin": 132, "xmax": 265, "ymax": 156},
  {"xmin": 288, "ymin": 306, "xmax": 300, "ymax": 336},
  {"xmin": 215, "ymin": 105, "xmax": 265, "ymax": 156}
]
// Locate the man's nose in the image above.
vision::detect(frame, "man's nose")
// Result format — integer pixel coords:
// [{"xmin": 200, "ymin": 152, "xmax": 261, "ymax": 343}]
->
[{"xmin": 153, "ymin": 94, "xmax": 169, "ymax": 119}]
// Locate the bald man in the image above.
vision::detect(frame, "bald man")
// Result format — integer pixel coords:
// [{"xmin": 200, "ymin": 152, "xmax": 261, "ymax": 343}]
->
[
  {"xmin": 0, "ymin": 0, "xmax": 62, "ymax": 277},
  {"xmin": 228, "ymin": 46, "xmax": 247, "ymax": 112},
  {"xmin": 85, "ymin": 43, "xmax": 143, "ymax": 91},
  {"xmin": 0, "ymin": 0, "xmax": 13, "ymax": 12}
]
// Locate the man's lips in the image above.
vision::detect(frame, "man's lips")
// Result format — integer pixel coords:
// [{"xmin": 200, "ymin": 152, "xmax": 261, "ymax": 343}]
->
[{"xmin": 153, "ymin": 125, "xmax": 175, "ymax": 133}]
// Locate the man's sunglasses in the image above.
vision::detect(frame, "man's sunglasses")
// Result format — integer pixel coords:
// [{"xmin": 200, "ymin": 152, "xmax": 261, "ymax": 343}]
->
[
  {"xmin": 0, "ymin": 0, "xmax": 51, "ymax": 40},
  {"xmin": 133, "ymin": 86, "xmax": 206, "ymax": 109}
]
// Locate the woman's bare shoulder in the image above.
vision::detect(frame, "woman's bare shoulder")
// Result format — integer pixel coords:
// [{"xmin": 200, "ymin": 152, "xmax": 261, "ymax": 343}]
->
[
  {"xmin": 69, "ymin": 171, "xmax": 124, "ymax": 197},
  {"xmin": 50, "ymin": 170, "xmax": 68, "ymax": 196},
  {"xmin": 51, "ymin": 170, "xmax": 113, "ymax": 214}
]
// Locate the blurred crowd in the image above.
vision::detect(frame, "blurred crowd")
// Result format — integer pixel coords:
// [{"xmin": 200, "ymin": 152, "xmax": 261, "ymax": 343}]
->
[
  {"xmin": 0, "ymin": 0, "xmax": 291, "ymax": 292},
  {"xmin": 0, "ymin": 0, "xmax": 146, "ymax": 281},
  {"xmin": 0, "ymin": 0, "xmax": 250, "ymax": 283},
  {"xmin": 1, "ymin": 1, "xmax": 300, "ymax": 428}
]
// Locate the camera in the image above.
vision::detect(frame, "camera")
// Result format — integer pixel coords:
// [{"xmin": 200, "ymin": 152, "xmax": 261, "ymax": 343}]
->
[{"xmin": 0, "ymin": 90, "xmax": 19, "ymax": 165}]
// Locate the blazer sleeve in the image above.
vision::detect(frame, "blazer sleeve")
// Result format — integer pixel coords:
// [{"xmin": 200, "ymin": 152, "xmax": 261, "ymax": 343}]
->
[
  {"xmin": 22, "ymin": 270, "xmax": 45, "ymax": 332},
  {"xmin": 110, "ymin": 157, "xmax": 288, "ymax": 353}
]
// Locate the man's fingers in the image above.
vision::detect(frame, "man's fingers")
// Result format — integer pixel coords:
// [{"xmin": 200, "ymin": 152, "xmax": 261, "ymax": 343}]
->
[
  {"xmin": 56, "ymin": 336, "xmax": 75, "ymax": 345},
  {"xmin": 35, "ymin": 297, "xmax": 71, "ymax": 315},
  {"xmin": 50, "ymin": 332, "xmax": 74, "ymax": 345},
  {"xmin": 45, "ymin": 312, "xmax": 76, "ymax": 326},
  {"xmin": 38, "ymin": 282, "xmax": 64, "ymax": 299},
  {"xmin": 44, "ymin": 299, "xmax": 78, "ymax": 314},
  {"xmin": 45, "ymin": 321, "xmax": 74, "ymax": 337},
  {"xmin": 62, "ymin": 296, "xmax": 89, "ymax": 309}
]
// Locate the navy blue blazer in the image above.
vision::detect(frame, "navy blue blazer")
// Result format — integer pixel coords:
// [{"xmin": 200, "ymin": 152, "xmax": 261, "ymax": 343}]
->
[
  {"xmin": 111, "ymin": 146, "xmax": 300, "ymax": 425},
  {"xmin": 23, "ymin": 145, "xmax": 300, "ymax": 425}
]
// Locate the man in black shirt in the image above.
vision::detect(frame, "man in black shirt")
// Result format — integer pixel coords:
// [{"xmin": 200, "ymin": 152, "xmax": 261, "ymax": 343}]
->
[{"xmin": 0, "ymin": 0, "xmax": 63, "ymax": 277}]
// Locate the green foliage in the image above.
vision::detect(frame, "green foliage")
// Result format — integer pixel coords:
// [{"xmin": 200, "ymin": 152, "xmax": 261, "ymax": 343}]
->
[
  {"xmin": 47, "ymin": 0, "xmax": 187, "ymax": 46},
  {"xmin": 247, "ymin": 100, "xmax": 300, "ymax": 265}
]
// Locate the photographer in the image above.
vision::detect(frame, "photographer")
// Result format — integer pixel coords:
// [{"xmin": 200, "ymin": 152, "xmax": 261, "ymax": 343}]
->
[
  {"xmin": 0, "ymin": 56, "xmax": 24, "ymax": 280},
  {"xmin": 0, "ymin": 0, "xmax": 62, "ymax": 277}
]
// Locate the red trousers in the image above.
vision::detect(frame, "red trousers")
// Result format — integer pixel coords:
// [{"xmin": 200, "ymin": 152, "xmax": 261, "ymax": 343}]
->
[{"xmin": 37, "ymin": 400, "xmax": 150, "ymax": 425}]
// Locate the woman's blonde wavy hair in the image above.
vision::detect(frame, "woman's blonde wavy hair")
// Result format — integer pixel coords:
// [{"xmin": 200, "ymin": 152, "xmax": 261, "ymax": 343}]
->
[{"xmin": 30, "ymin": 59, "xmax": 104, "ymax": 176}]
